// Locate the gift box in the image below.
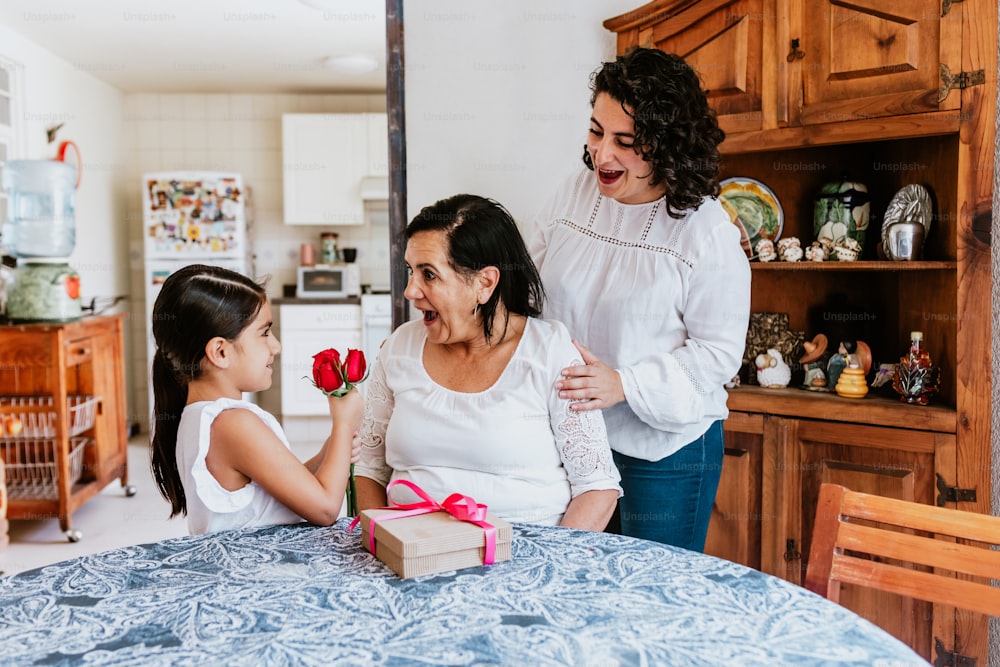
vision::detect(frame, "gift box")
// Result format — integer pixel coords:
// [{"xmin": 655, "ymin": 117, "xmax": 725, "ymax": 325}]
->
[{"xmin": 359, "ymin": 507, "xmax": 512, "ymax": 579}]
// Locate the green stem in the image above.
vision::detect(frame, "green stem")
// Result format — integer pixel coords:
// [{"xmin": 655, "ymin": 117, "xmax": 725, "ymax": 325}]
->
[{"xmin": 347, "ymin": 463, "xmax": 358, "ymax": 517}]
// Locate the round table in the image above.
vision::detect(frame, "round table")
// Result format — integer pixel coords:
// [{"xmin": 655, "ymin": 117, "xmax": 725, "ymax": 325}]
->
[{"xmin": 0, "ymin": 519, "xmax": 928, "ymax": 666}]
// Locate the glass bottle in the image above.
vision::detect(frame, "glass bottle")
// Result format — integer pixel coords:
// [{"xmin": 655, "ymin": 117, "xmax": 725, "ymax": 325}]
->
[
  {"xmin": 907, "ymin": 331, "xmax": 932, "ymax": 368},
  {"xmin": 893, "ymin": 330, "xmax": 939, "ymax": 405}
]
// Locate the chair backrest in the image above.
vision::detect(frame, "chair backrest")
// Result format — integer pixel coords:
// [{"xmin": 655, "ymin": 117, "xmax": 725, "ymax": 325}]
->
[{"xmin": 804, "ymin": 483, "xmax": 1000, "ymax": 617}]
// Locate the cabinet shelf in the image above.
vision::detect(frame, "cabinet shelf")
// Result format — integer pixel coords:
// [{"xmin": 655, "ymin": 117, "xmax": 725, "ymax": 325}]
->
[
  {"xmin": 726, "ymin": 385, "xmax": 955, "ymax": 433},
  {"xmin": 750, "ymin": 261, "xmax": 955, "ymax": 272},
  {"xmin": 719, "ymin": 113, "xmax": 960, "ymax": 155}
]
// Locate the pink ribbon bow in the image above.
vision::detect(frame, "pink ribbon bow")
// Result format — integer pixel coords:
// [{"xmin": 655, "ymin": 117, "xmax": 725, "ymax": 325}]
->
[{"xmin": 349, "ymin": 479, "xmax": 499, "ymax": 565}]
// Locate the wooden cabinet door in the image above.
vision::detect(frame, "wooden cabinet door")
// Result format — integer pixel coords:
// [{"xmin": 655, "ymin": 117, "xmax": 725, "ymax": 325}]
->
[
  {"xmin": 798, "ymin": 0, "xmax": 962, "ymax": 124},
  {"xmin": 765, "ymin": 417, "xmax": 956, "ymax": 662},
  {"xmin": 611, "ymin": 0, "xmax": 776, "ymax": 134},
  {"xmin": 706, "ymin": 411, "xmax": 764, "ymax": 568}
]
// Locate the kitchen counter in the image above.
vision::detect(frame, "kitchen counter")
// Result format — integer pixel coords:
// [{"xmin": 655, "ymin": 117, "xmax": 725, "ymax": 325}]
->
[{"xmin": 272, "ymin": 296, "xmax": 361, "ymax": 306}]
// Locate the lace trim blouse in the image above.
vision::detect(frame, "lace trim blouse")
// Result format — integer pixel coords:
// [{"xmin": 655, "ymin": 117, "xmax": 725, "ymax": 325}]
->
[{"xmin": 354, "ymin": 317, "xmax": 622, "ymax": 525}]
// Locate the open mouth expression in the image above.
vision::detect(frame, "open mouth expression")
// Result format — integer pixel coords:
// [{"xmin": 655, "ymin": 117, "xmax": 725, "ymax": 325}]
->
[{"xmin": 588, "ymin": 92, "xmax": 665, "ymax": 205}]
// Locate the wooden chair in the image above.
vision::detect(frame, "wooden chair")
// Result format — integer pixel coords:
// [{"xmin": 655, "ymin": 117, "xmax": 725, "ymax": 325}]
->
[{"xmin": 805, "ymin": 483, "xmax": 1000, "ymax": 617}]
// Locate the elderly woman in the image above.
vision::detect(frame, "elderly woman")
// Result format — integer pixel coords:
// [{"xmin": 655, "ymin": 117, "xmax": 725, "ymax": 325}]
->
[{"xmin": 354, "ymin": 194, "xmax": 621, "ymax": 530}]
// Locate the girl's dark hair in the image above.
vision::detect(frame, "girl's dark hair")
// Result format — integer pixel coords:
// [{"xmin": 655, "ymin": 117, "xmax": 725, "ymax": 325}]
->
[
  {"xmin": 149, "ymin": 263, "xmax": 267, "ymax": 518},
  {"xmin": 404, "ymin": 194, "xmax": 544, "ymax": 343},
  {"xmin": 583, "ymin": 47, "xmax": 726, "ymax": 218}
]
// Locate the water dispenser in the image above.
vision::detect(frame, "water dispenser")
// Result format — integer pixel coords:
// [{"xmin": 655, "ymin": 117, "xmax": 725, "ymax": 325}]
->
[{"xmin": 1, "ymin": 159, "xmax": 81, "ymax": 322}]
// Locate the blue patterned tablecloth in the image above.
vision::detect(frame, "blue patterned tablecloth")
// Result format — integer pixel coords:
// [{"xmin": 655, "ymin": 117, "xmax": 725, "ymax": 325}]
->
[{"xmin": 0, "ymin": 519, "xmax": 928, "ymax": 666}]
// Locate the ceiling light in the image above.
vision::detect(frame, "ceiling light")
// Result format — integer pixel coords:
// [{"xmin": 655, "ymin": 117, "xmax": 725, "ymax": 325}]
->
[
  {"xmin": 323, "ymin": 55, "xmax": 379, "ymax": 75},
  {"xmin": 297, "ymin": 0, "xmax": 341, "ymax": 10}
]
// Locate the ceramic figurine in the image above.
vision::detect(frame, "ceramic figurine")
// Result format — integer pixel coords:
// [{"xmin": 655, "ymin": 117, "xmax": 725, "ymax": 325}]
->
[
  {"xmin": 742, "ymin": 312, "xmax": 804, "ymax": 382},
  {"xmin": 777, "ymin": 237, "xmax": 803, "ymax": 262},
  {"xmin": 826, "ymin": 340, "xmax": 858, "ymax": 389},
  {"xmin": 756, "ymin": 238, "xmax": 777, "ymax": 262},
  {"xmin": 755, "ymin": 348, "xmax": 792, "ymax": 388},
  {"xmin": 835, "ymin": 367, "xmax": 869, "ymax": 398},
  {"xmin": 803, "ymin": 242, "xmax": 826, "ymax": 262},
  {"xmin": 799, "ymin": 333, "xmax": 829, "ymax": 391},
  {"xmin": 832, "ymin": 237, "xmax": 862, "ymax": 262}
]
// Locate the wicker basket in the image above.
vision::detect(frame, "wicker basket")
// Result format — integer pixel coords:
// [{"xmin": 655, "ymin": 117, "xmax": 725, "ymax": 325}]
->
[{"xmin": 0, "ymin": 396, "xmax": 99, "ymax": 500}]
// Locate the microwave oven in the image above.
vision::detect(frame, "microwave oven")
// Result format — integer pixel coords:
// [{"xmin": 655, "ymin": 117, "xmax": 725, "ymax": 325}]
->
[{"xmin": 297, "ymin": 264, "xmax": 361, "ymax": 298}]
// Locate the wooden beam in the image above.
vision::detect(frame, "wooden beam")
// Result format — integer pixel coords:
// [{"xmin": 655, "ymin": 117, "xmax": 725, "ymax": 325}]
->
[{"xmin": 386, "ymin": 0, "xmax": 407, "ymax": 330}]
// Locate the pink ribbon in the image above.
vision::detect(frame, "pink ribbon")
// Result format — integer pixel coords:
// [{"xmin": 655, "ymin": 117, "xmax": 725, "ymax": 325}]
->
[{"xmin": 348, "ymin": 479, "xmax": 498, "ymax": 565}]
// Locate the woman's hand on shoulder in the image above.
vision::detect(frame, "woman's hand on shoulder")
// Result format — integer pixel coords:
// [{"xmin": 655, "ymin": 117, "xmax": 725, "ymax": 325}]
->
[{"xmin": 555, "ymin": 340, "xmax": 625, "ymax": 411}]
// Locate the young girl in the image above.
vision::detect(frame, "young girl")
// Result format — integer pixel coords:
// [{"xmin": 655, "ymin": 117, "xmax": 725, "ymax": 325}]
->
[{"xmin": 150, "ymin": 264, "xmax": 362, "ymax": 534}]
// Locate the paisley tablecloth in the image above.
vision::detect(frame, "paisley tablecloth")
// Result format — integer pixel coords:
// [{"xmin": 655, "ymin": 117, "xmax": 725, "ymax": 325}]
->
[{"xmin": 0, "ymin": 519, "xmax": 928, "ymax": 666}]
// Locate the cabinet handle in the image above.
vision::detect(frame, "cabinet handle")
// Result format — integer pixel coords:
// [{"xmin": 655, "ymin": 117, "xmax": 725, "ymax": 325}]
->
[
  {"xmin": 74, "ymin": 347, "xmax": 90, "ymax": 357},
  {"xmin": 786, "ymin": 39, "xmax": 805, "ymax": 62},
  {"xmin": 783, "ymin": 539, "xmax": 801, "ymax": 561}
]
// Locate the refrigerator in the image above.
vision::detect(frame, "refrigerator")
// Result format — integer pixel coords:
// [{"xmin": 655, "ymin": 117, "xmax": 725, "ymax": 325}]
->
[{"xmin": 142, "ymin": 171, "xmax": 253, "ymax": 415}]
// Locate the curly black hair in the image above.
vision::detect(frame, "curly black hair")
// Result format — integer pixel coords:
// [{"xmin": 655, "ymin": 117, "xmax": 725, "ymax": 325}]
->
[{"xmin": 582, "ymin": 47, "xmax": 725, "ymax": 218}]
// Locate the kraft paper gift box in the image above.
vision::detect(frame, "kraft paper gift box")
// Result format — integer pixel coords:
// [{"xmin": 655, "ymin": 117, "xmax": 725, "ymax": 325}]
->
[{"xmin": 359, "ymin": 508, "xmax": 512, "ymax": 579}]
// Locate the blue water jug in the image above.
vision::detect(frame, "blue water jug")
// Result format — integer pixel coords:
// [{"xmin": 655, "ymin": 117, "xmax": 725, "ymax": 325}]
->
[{"xmin": 1, "ymin": 159, "xmax": 77, "ymax": 258}]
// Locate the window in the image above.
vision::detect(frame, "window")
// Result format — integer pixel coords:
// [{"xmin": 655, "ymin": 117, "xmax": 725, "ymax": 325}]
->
[{"xmin": 0, "ymin": 56, "xmax": 24, "ymax": 250}]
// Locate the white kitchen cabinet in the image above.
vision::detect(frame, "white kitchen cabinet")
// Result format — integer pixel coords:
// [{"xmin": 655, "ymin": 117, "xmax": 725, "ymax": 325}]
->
[
  {"xmin": 281, "ymin": 112, "xmax": 388, "ymax": 226},
  {"xmin": 367, "ymin": 112, "xmax": 388, "ymax": 177},
  {"xmin": 279, "ymin": 304, "xmax": 362, "ymax": 416}
]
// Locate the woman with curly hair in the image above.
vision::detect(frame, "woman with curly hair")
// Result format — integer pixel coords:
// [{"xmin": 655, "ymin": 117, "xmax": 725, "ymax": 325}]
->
[{"xmin": 529, "ymin": 48, "xmax": 751, "ymax": 550}]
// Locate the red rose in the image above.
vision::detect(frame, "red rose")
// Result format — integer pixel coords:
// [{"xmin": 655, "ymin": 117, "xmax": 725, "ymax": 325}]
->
[
  {"xmin": 312, "ymin": 350, "xmax": 344, "ymax": 393},
  {"xmin": 343, "ymin": 348, "xmax": 367, "ymax": 383},
  {"xmin": 308, "ymin": 347, "xmax": 367, "ymax": 398}
]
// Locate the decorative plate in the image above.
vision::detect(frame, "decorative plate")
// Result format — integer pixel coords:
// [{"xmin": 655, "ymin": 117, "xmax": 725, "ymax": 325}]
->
[{"xmin": 719, "ymin": 177, "xmax": 784, "ymax": 257}]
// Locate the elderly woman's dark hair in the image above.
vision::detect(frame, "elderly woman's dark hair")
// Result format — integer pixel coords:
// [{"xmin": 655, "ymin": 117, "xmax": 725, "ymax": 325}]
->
[
  {"xmin": 405, "ymin": 194, "xmax": 544, "ymax": 343},
  {"xmin": 583, "ymin": 47, "xmax": 725, "ymax": 218}
]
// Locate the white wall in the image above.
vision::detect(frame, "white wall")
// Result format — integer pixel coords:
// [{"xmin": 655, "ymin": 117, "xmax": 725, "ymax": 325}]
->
[
  {"xmin": 122, "ymin": 92, "xmax": 387, "ymax": 420},
  {"xmin": 0, "ymin": 21, "xmax": 131, "ymax": 407},
  {"xmin": 404, "ymin": 0, "xmax": 638, "ymax": 231},
  {"xmin": 0, "ymin": 23, "xmax": 126, "ymax": 297}
]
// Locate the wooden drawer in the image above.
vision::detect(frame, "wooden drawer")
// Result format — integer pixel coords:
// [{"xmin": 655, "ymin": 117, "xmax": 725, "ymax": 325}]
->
[{"xmin": 64, "ymin": 337, "xmax": 94, "ymax": 367}]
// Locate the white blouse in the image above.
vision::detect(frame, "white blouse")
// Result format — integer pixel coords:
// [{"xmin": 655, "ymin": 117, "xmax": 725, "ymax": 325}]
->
[
  {"xmin": 354, "ymin": 317, "xmax": 622, "ymax": 525},
  {"xmin": 529, "ymin": 167, "xmax": 751, "ymax": 461},
  {"xmin": 177, "ymin": 398, "xmax": 302, "ymax": 535}
]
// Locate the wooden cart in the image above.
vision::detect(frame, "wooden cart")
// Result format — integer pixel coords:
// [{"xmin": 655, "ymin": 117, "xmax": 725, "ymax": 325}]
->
[{"xmin": 0, "ymin": 314, "xmax": 134, "ymax": 541}]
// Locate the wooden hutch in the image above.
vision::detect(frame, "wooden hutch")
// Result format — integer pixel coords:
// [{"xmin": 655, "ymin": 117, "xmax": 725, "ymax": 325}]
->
[{"xmin": 604, "ymin": 1, "xmax": 995, "ymax": 664}]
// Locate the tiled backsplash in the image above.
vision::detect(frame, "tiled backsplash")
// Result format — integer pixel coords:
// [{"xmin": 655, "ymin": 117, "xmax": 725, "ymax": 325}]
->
[{"xmin": 123, "ymin": 92, "xmax": 388, "ymax": 424}]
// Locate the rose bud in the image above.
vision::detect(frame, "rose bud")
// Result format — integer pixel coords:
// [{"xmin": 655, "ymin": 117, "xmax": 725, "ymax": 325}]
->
[
  {"xmin": 343, "ymin": 349, "xmax": 367, "ymax": 383},
  {"xmin": 312, "ymin": 352, "xmax": 344, "ymax": 393}
]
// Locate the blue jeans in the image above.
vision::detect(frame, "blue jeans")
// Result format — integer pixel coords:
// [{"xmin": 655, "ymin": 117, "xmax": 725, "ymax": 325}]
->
[{"xmin": 611, "ymin": 420, "xmax": 724, "ymax": 551}]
